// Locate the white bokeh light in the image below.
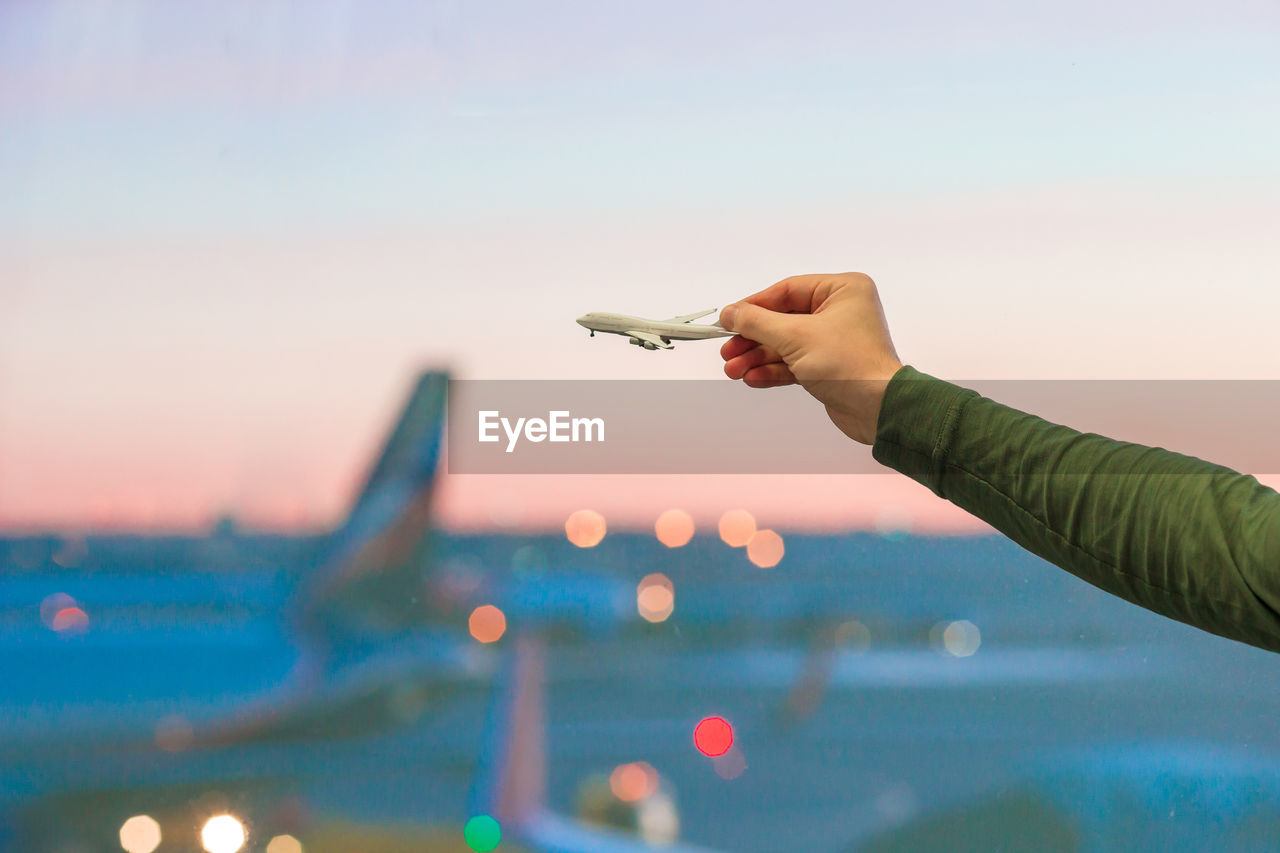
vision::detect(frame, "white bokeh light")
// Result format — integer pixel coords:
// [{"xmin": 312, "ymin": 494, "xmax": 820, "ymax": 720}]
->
[
  {"xmin": 201, "ymin": 814, "xmax": 246, "ymax": 853},
  {"xmin": 941, "ymin": 620, "xmax": 982, "ymax": 657},
  {"xmin": 118, "ymin": 814, "xmax": 161, "ymax": 853}
]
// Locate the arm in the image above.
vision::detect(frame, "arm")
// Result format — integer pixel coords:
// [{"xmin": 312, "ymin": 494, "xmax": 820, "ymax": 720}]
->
[
  {"xmin": 719, "ymin": 272, "xmax": 1280, "ymax": 653},
  {"xmin": 872, "ymin": 365, "xmax": 1280, "ymax": 653}
]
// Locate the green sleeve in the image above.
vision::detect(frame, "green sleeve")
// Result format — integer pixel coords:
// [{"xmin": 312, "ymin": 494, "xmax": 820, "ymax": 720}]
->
[{"xmin": 871, "ymin": 364, "xmax": 1280, "ymax": 653}]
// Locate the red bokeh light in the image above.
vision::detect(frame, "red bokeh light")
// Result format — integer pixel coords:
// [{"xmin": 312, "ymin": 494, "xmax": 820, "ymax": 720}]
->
[
  {"xmin": 51, "ymin": 606, "xmax": 89, "ymax": 634},
  {"xmin": 694, "ymin": 716, "xmax": 734, "ymax": 757}
]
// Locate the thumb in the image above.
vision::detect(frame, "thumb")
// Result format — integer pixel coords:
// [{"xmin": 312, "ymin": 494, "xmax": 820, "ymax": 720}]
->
[{"xmin": 720, "ymin": 301, "xmax": 798, "ymax": 350}]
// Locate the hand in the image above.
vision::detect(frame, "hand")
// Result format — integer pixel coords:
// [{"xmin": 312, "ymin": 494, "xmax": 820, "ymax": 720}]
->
[{"xmin": 719, "ymin": 272, "xmax": 905, "ymax": 445}]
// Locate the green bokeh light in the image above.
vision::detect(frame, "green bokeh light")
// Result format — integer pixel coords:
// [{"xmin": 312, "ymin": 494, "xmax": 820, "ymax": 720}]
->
[{"xmin": 464, "ymin": 814, "xmax": 502, "ymax": 851}]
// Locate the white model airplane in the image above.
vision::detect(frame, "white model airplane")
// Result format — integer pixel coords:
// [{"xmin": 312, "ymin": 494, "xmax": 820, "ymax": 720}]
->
[{"xmin": 576, "ymin": 309, "xmax": 734, "ymax": 350}]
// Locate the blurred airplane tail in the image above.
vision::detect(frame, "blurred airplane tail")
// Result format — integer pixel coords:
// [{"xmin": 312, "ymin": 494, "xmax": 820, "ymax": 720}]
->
[
  {"xmin": 471, "ymin": 632, "xmax": 547, "ymax": 826},
  {"xmin": 472, "ymin": 632, "xmax": 725, "ymax": 853},
  {"xmin": 342, "ymin": 371, "xmax": 449, "ymax": 530},
  {"xmin": 294, "ymin": 370, "xmax": 449, "ymax": 674}
]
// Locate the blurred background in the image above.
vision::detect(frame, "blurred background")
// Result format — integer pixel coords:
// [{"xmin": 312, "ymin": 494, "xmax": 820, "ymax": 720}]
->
[{"xmin": 3, "ymin": 1, "xmax": 1280, "ymax": 851}]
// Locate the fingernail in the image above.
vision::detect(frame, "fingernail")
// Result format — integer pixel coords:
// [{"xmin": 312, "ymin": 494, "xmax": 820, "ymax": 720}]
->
[{"xmin": 720, "ymin": 304, "xmax": 738, "ymax": 331}]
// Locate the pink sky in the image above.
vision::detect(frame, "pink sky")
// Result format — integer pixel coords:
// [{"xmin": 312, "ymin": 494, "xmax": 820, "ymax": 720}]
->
[
  {"xmin": 4, "ymin": 4, "xmax": 1278, "ymax": 534},
  {"xmin": 5, "ymin": 184, "xmax": 1280, "ymax": 534}
]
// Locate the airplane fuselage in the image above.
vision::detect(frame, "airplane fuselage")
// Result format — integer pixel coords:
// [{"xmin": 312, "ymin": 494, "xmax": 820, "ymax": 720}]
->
[{"xmin": 575, "ymin": 312, "xmax": 733, "ymax": 349}]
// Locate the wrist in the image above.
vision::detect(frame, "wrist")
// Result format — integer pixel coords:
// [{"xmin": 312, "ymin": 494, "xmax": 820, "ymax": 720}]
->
[{"xmin": 859, "ymin": 368, "xmax": 900, "ymax": 444}]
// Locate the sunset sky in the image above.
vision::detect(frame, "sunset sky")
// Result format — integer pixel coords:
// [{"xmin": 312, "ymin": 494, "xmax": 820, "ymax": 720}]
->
[{"xmin": 3, "ymin": 0, "xmax": 1279, "ymax": 534}]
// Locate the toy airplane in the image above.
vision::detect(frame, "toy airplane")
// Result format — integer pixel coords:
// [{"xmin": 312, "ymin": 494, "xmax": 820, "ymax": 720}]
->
[{"xmin": 576, "ymin": 309, "xmax": 734, "ymax": 350}]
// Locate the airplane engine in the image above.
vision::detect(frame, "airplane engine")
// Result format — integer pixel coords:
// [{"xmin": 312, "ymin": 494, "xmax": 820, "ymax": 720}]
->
[{"xmin": 628, "ymin": 337, "xmax": 658, "ymax": 350}]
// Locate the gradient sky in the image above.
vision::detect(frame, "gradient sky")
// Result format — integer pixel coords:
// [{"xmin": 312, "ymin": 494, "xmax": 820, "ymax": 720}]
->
[{"xmin": 3, "ymin": 0, "xmax": 1279, "ymax": 533}]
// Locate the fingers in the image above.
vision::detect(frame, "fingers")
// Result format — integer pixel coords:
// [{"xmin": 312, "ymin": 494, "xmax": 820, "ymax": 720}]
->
[
  {"xmin": 742, "ymin": 363, "xmax": 796, "ymax": 388},
  {"xmin": 741, "ymin": 274, "xmax": 831, "ymax": 314},
  {"xmin": 719, "ymin": 273, "xmax": 874, "ymax": 383},
  {"xmin": 741, "ymin": 272, "xmax": 871, "ymax": 315},
  {"xmin": 723, "ymin": 340, "xmax": 784, "ymax": 380},
  {"xmin": 719, "ymin": 301, "xmax": 800, "ymax": 352},
  {"xmin": 720, "ymin": 334, "xmax": 756, "ymax": 361},
  {"xmin": 721, "ymin": 332, "xmax": 793, "ymax": 387},
  {"xmin": 721, "ymin": 333, "xmax": 782, "ymax": 362}
]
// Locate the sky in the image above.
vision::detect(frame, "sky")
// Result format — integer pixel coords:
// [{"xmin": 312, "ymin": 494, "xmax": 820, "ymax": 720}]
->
[{"xmin": 3, "ymin": 0, "xmax": 1279, "ymax": 534}]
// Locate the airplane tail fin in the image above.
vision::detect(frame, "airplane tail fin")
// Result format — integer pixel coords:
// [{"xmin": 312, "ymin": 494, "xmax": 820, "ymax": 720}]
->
[
  {"xmin": 470, "ymin": 633, "xmax": 725, "ymax": 852},
  {"xmin": 295, "ymin": 370, "xmax": 449, "ymax": 666},
  {"xmin": 471, "ymin": 632, "xmax": 547, "ymax": 827},
  {"xmin": 332, "ymin": 369, "xmax": 448, "ymax": 559}
]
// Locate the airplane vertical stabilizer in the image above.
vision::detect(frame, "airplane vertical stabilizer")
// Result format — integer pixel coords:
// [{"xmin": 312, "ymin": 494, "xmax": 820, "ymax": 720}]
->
[
  {"xmin": 471, "ymin": 633, "xmax": 724, "ymax": 852},
  {"xmin": 295, "ymin": 370, "xmax": 449, "ymax": 670},
  {"xmin": 472, "ymin": 633, "xmax": 546, "ymax": 827}
]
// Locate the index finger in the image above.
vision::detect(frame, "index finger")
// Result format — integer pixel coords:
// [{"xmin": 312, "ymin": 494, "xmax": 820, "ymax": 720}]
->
[{"xmin": 741, "ymin": 274, "xmax": 833, "ymax": 314}]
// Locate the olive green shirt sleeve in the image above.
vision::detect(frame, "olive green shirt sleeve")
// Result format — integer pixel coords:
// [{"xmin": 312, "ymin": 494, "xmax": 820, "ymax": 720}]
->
[{"xmin": 871, "ymin": 364, "xmax": 1280, "ymax": 653}]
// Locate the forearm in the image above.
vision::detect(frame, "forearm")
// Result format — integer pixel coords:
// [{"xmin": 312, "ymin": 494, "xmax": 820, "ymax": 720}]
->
[{"xmin": 871, "ymin": 365, "xmax": 1280, "ymax": 653}]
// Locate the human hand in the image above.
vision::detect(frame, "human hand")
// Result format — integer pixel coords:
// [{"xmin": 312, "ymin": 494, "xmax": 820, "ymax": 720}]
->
[{"xmin": 719, "ymin": 272, "xmax": 905, "ymax": 445}]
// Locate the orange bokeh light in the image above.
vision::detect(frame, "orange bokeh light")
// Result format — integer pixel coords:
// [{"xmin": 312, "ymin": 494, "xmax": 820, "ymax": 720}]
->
[
  {"xmin": 609, "ymin": 761, "xmax": 659, "ymax": 802},
  {"xmin": 637, "ymin": 573, "xmax": 675, "ymax": 623},
  {"xmin": 654, "ymin": 509, "xmax": 695, "ymax": 548},
  {"xmin": 746, "ymin": 529, "xmax": 785, "ymax": 568},
  {"xmin": 637, "ymin": 586, "xmax": 674, "ymax": 623},
  {"xmin": 565, "ymin": 509, "xmax": 607, "ymax": 548},
  {"xmin": 51, "ymin": 606, "xmax": 89, "ymax": 633},
  {"xmin": 469, "ymin": 604, "xmax": 507, "ymax": 643},
  {"xmin": 718, "ymin": 509, "xmax": 756, "ymax": 547}
]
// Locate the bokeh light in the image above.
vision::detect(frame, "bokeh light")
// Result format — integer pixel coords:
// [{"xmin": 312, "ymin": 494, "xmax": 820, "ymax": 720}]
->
[
  {"xmin": 636, "ymin": 791, "xmax": 680, "ymax": 845},
  {"xmin": 39, "ymin": 592, "xmax": 76, "ymax": 627},
  {"xmin": 746, "ymin": 529, "xmax": 784, "ymax": 568},
  {"xmin": 712, "ymin": 745, "xmax": 748, "ymax": 780},
  {"xmin": 200, "ymin": 814, "xmax": 245, "ymax": 853},
  {"xmin": 463, "ymin": 814, "xmax": 502, "ymax": 852},
  {"xmin": 154, "ymin": 714, "xmax": 195, "ymax": 753},
  {"xmin": 718, "ymin": 509, "xmax": 756, "ymax": 547},
  {"xmin": 52, "ymin": 535, "xmax": 88, "ymax": 568},
  {"xmin": 50, "ymin": 605, "xmax": 89, "ymax": 634},
  {"xmin": 434, "ymin": 557, "xmax": 484, "ymax": 609},
  {"xmin": 875, "ymin": 783, "xmax": 920, "ymax": 822},
  {"xmin": 565, "ymin": 509, "xmax": 607, "ymax": 548},
  {"xmin": 834, "ymin": 619, "xmax": 872, "ymax": 653},
  {"xmin": 637, "ymin": 585, "xmax": 674, "ymax": 622},
  {"xmin": 654, "ymin": 509, "xmax": 695, "ymax": 548},
  {"xmin": 119, "ymin": 814, "xmax": 161, "ymax": 853},
  {"xmin": 636, "ymin": 573, "xmax": 674, "ymax": 623},
  {"xmin": 610, "ymin": 761, "xmax": 659, "ymax": 802},
  {"xmin": 510, "ymin": 544, "xmax": 548, "ymax": 576},
  {"xmin": 469, "ymin": 604, "xmax": 507, "ymax": 643},
  {"xmin": 265, "ymin": 835, "xmax": 302, "ymax": 853},
  {"xmin": 942, "ymin": 620, "xmax": 982, "ymax": 657},
  {"xmin": 931, "ymin": 619, "xmax": 981, "ymax": 657},
  {"xmin": 694, "ymin": 716, "xmax": 734, "ymax": 757}
]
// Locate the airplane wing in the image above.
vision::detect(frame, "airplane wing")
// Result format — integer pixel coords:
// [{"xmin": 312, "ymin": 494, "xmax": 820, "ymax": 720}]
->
[
  {"xmin": 626, "ymin": 330, "xmax": 674, "ymax": 350},
  {"xmin": 662, "ymin": 308, "xmax": 716, "ymax": 324}
]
